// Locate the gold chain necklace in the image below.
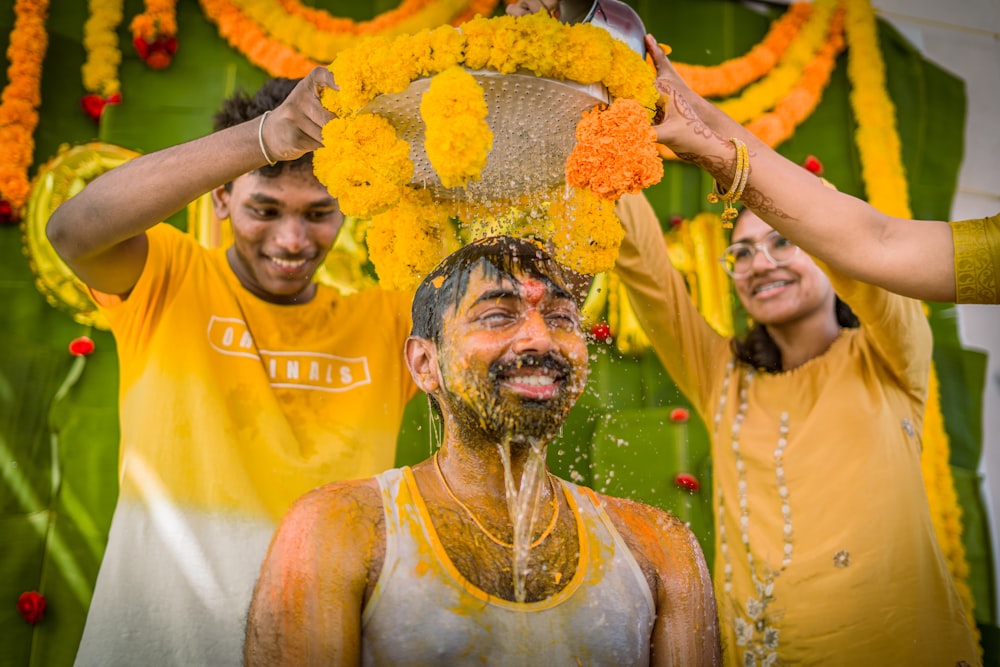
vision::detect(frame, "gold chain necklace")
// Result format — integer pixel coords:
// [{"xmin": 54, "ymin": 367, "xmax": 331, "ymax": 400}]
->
[{"xmin": 433, "ymin": 451, "xmax": 559, "ymax": 549}]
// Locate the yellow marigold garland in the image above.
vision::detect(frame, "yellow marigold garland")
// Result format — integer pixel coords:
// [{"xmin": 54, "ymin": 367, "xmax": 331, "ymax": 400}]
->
[
  {"xmin": 312, "ymin": 113, "xmax": 413, "ymax": 219},
  {"xmin": 546, "ymin": 187, "xmax": 624, "ymax": 276},
  {"xmin": 198, "ymin": 0, "xmax": 500, "ymax": 78},
  {"xmin": 673, "ymin": 2, "xmax": 812, "ymax": 98},
  {"xmin": 844, "ymin": 0, "xmax": 978, "ymax": 648},
  {"xmin": 717, "ymin": 0, "xmax": 837, "ymax": 124},
  {"xmin": 0, "ymin": 0, "xmax": 49, "ymax": 219},
  {"xmin": 420, "ymin": 66, "xmax": 493, "ymax": 190},
  {"xmin": 315, "ymin": 12, "xmax": 659, "ymax": 287},
  {"xmin": 82, "ymin": 0, "xmax": 123, "ymax": 97},
  {"xmin": 366, "ymin": 187, "xmax": 457, "ymax": 292},
  {"xmin": 744, "ymin": 4, "xmax": 845, "ymax": 146}
]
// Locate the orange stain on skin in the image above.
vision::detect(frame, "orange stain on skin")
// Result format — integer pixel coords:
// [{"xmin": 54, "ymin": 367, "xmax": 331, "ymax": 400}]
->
[{"xmin": 521, "ymin": 278, "xmax": 546, "ymax": 305}]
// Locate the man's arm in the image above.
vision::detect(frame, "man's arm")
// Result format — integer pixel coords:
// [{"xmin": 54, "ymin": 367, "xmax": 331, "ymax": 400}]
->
[
  {"xmin": 45, "ymin": 67, "xmax": 336, "ymax": 296},
  {"xmin": 602, "ymin": 496, "xmax": 721, "ymax": 666},
  {"xmin": 244, "ymin": 479, "xmax": 384, "ymax": 667},
  {"xmin": 646, "ymin": 34, "xmax": 957, "ymax": 302}
]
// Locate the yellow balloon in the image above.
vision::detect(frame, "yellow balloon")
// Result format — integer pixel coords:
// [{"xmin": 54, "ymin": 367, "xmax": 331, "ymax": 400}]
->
[{"xmin": 22, "ymin": 142, "xmax": 140, "ymax": 330}]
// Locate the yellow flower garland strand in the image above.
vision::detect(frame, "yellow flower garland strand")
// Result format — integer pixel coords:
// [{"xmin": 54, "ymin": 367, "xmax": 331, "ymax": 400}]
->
[
  {"xmin": 717, "ymin": 0, "xmax": 837, "ymax": 124},
  {"xmin": 674, "ymin": 2, "xmax": 813, "ymax": 99},
  {"xmin": 82, "ymin": 0, "xmax": 123, "ymax": 96},
  {"xmin": 314, "ymin": 12, "xmax": 658, "ymax": 287},
  {"xmin": 0, "ymin": 0, "xmax": 50, "ymax": 214},
  {"xmin": 659, "ymin": 1, "xmax": 845, "ymax": 159},
  {"xmin": 744, "ymin": 4, "xmax": 845, "ymax": 147},
  {"xmin": 230, "ymin": 0, "xmax": 471, "ymax": 64},
  {"xmin": 844, "ymin": 0, "xmax": 978, "ymax": 647},
  {"xmin": 276, "ymin": 0, "xmax": 499, "ymax": 37},
  {"xmin": 420, "ymin": 66, "xmax": 493, "ymax": 190},
  {"xmin": 198, "ymin": 0, "xmax": 498, "ymax": 78}
]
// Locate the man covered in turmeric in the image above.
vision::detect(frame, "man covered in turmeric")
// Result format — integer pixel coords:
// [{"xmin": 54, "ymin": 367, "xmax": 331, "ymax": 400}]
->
[{"xmin": 244, "ymin": 236, "xmax": 721, "ymax": 666}]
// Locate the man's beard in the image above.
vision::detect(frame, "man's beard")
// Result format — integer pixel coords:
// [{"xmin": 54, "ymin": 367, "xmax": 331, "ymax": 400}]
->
[{"xmin": 441, "ymin": 353, "xmax": 586, "ymax": 447}]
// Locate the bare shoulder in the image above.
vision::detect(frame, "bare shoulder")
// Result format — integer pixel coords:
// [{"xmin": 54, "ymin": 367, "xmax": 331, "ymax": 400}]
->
[
  {"xmin": 594, "ymin": 493, "xmax": 707, "ymax": 578},
  {"xmin": 270, "ymin": 477, "xmax": 385, "ymax": 562}
]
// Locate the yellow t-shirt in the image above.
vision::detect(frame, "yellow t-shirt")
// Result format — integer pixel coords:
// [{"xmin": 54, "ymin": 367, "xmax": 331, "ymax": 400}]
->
[
  {"xmin": 76, "ymin": 224, "xmax": 417, "ymax": 666},
  {"xmin": 614, "ymin": 194, "xmax": 979, "ymax": 666},
  {"xmin": 952, "ymin": 212, "xmax": 1000, "ymax": 304}
]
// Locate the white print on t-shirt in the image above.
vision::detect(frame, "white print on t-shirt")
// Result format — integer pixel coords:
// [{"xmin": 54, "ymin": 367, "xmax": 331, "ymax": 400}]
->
[{"xmin": 206, "ymin": 316, "xmax": 372, "ymax": 393}]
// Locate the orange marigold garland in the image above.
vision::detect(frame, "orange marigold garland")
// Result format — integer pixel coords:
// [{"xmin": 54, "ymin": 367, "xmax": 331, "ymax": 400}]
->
[
  {"xmin": 198, "ymin": 0, "xmax": 500, "ymax": 78},
  {"xmin": 0, "ymin": 0, "xmax": 49, "ymax": 223},
  {"xmin": 131, "ymin": 0, "xmax": 178, "ymax": 69},
  {"xmin": 745, "ymin": 4, "xmax": 845, "ymax": 146},
  {"xmin": 673, "ymin": 2, "xmax": 812, "ymax": 98},
  {"xmin": 566, "ymin": 98, "xmax": 662, "ymax": 199}
]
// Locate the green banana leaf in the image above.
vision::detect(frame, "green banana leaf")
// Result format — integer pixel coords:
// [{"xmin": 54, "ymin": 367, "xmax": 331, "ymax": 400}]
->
[{"xmin": 0, "ymin": 1, "xmax": 994, "ymax": 665}]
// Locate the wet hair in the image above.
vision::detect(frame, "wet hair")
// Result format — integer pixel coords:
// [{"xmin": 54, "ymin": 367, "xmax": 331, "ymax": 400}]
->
[
  {"xmin": 212, "ymin": 77, "xmax": 312, "ymax": 179},
  {"xmin": 410, "ymin": 236, "xmax": 576, "ymax": 344},
  {"xmin": 727, "ymin": 210, "xmax": 860, "ymax": 372}
]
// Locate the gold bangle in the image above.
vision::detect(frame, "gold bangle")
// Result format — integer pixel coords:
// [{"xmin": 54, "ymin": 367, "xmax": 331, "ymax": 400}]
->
[
  {"xmin": 707, "ymin": 137, "xmax": 750, "ymax": 227},
  {"xmin": 258, "ymin": 110, "xmax": 277, "ymax": 167}
]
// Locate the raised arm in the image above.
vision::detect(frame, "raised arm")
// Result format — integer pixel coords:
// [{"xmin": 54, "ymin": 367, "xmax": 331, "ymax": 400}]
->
[
  {"xmin": 244, "ymin": 479, "xmax": 383, "ymax": 667},
  {"xmin": 46, "ymin": 67, "xmax": 336, "ymax": 296},
  {"xmin": 645, "ymin": 34, "xmax": 957, "ymax": 302}
]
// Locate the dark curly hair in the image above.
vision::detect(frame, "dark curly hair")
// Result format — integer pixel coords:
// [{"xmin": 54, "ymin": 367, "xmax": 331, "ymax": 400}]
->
[{"xmin": 212, "ymin": 77, "xmax": 312, "ymax": 178}]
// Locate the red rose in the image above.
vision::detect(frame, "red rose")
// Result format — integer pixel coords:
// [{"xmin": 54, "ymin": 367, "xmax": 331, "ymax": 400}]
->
[
  {"xmin": 132, "ymin": 35, "xmax": 149, "ymax": 59},
  {"xmin": 17, "ymin": 591, "xmax": 46, "ymax": 625},
  {"xmin": 68, "ymin": 336, "xmax": 96, "ymax": 356},
  {"xmin": 107, "ymin": 92, "xmax": 123, "ymax": 105},
  {"xmin": 802, "ymin": 155, "xmax": 824, "ymax": 175},
  {"xmin": 669, "ymin": 407, "xmax": 689, "ymax": 423},
  {"xmin": 674, "ymin": 473, "xmax": 700, "ymax": 493},
  {"xmin": 589, "ymin": 322, "xmax": 612, "ymax": 343},
  {"xmin": 0, "ymin": 199, "xmax": 16, "ymax": 225}
]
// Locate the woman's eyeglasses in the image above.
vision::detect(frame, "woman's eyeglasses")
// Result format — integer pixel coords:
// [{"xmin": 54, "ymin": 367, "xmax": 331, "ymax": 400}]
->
[{"xmin": 719, "ymin": 230, "xmax": 800, "ymax": 278}]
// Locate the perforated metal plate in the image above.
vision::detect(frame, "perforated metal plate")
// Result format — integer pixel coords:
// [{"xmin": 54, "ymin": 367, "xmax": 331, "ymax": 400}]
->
[{"xmin": 363, "ymin": 71, "xmax": 608, "ymax": 203}]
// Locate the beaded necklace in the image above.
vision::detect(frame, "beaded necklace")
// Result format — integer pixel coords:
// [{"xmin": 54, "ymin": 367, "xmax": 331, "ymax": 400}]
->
[{"xmin": 714, "ymin": 362, "xmax": 794, "ymax": 663}]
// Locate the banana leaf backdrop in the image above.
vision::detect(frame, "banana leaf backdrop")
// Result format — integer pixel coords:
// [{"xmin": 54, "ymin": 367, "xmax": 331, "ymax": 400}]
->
[{"xmin": 0, "ymin": 1, "xmax": 995, "ymax": 665}]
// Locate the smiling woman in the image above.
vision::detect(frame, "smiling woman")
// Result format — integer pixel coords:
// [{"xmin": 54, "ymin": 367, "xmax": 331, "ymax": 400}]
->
[{"xmin": 614, "ymin": 189, "xmax": 980, "ymax": 664}]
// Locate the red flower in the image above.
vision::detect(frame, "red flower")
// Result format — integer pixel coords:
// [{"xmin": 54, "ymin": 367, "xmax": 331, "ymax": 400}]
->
[
  {"xmin": 669, "ymin": 407, "xmax": 689, "ymax": 423},
  {"xmin": 669, "ymin": 214, "xmax": 684, "ymax": 229},
  {"xmin": 81, "ymin": 94, "xmax": 105, "ymax": 122},
  {"xmin": 802, "ymin": 155, "xmax": 824, "ymax": 175},
  {"xmin": 133, "ymin": 35, "xmax": 178, "ymax": 70},
  {"xmin": 81, "ymin": 92, "xmax": 124, "ymax": 122},
  {"xmin": 589, "ymin": 322, "xmax": 612, "ymax": 343},
  {"xmin": 68, "ymin": 336, "xmax": 96, "ymax": 356},
  {"xmin": 17, "ymin": 591, "xmax": 46, "ymax": 625},
  {"xmin": 0, "ymin": 199, "xmax": 17, "ymax": 225},
  {"xmin": 674, "ymin": 473, "xmax": 700, "ymax": 493}
]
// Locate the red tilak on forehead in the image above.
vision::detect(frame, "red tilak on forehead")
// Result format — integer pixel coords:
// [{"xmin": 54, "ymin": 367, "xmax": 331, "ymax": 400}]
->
[{"xmin": 521, "ymin": 278, "xmax": 546, "ymax": 305}]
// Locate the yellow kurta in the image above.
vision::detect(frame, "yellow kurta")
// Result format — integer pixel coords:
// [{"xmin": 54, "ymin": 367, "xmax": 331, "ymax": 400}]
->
[
  {"xmin": 615, "ymin": 194, "xmax": 979, "ymax": 666},
  {"xmin": 952, "ymin": 212, "xmax": 1000, "ymax": 304}
]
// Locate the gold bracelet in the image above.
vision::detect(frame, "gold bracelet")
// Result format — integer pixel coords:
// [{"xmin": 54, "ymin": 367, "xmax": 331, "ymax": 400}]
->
[
  {"xmin": 258, "ymin": 110, "xmax": 277, "ymax": 167},
  {"xmin": 706, "ymin": 137, "xmax": 750, "ymax": 227}
]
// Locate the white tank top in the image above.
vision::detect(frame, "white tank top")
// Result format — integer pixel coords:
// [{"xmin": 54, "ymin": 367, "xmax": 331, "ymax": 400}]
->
[{"xmin": 361, "ymin": 467, "xmax": 656, "ymax": 666}]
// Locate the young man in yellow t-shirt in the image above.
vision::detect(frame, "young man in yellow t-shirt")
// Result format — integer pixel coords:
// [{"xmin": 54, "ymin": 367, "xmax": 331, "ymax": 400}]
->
[{"xmin": 47, "ymin": 68, "xmax": 417, "ymax": 666}]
